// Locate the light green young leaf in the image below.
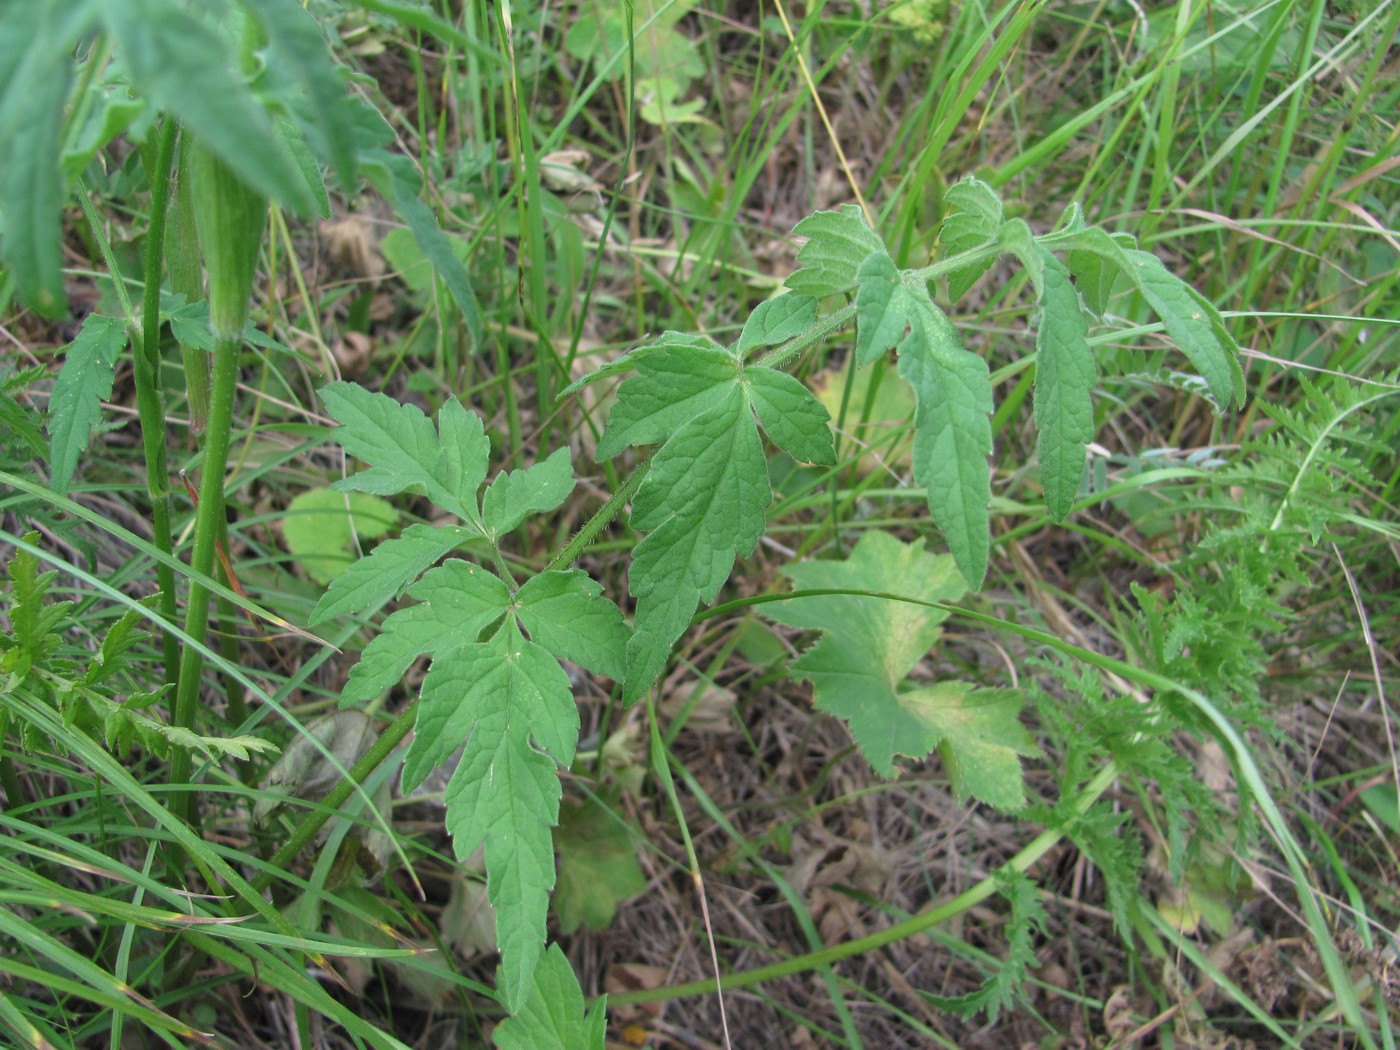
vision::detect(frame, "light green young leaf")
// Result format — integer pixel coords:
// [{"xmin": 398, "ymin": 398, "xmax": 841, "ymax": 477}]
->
[
  {"xmin": 283, "ymin": 489, "xmax": 397, "ymax": 585},
  {"xmin": 736, "ymin": 293, "xmax": 819, "ymax": 357},
  {"xmin": 310, "ymin": 522, "xmax": 476, "ymax": 625},
  {"xmin": 1066, "ymin": 229, "xmax": 1136, "ymax": 317},
  {"xmin": 101, "ymin": 0, "xmax": 319, "ymax": 215},
  {"xmin": 428, "ymin": 619, "xmax": 578, "ymax": 1012},
  {"xmin": 595, "ymin": 345, "xmax": 737, "ymax": 459},
  {"xmin": 340, "ymin": 560, "xmax": 511, "ymax": 706},
  {"xmin": 897, "ymin": 296, "xmax": 994, "ymax": 589},
  {"xmin": 767, "ymin": 532, "xmax": 1035, "ymax": 806},
  {"xmin": 491, "ymin": 943, "xmax": 607, "ymax": 1050},
  {"xmin": 482, "ymin": 447, "xmax": 575, "ymax": 539},
  {"xmin": 47, "ymin": 314, "xmax": 127, "ymax": 497},
  {"xmin": 787, "ymin": 205, "xmax": 885, "ymax": 298},
  {"xmin": 0, "ymin": 3, "xmax": 91, "ymax": 317},
  {"xmin": 1000, "ymin": 226, "xmax": 1096, "ymax": 521},
  {"xmin": 938, "ymin": 176, "xmax": 1005, "ymax": 302},
  {"xmin": 515, "ymin": 570, "xmax": 630, "ymax": 682}
]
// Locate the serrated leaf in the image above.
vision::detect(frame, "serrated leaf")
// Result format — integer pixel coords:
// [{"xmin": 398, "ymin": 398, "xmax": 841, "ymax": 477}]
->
[
  {"xmin": 768, "ymin": 533, "xmax": 1034, "ymax": 805},
  {"xmin": 1056, "ymin": 227, "xmax": 1243, "ymax": 409},
  {"xmin": 340, "ymin": 560, "xmax": 511, "ymax": 705},
  {"xmin": 745, "ymin": 367, "xmax": 836, "ymax": 466},
  {"xmin": 482, "ymin": 447, "xmax": 575, "ymax": 539},
  {"xmin": 319, "ymin": 383, "xmax": 484, "ymax": 519},
  {"xmin": 283, "ymin": 489, "xmax": 397, "ymax": 586},
  {"xmin": 897, "ymin": 296, "xmax": 993, "ymax": 589},
  {"xmin": 905, "ymin": 684, "xmax": 1037, "ymax": 810},
  {"xmin": 515, "ymin": 570, "xmax": 629, "ymax": 682},
  {"xmin": 1124, "ymin": 249, "xmax": 1242, "ymax": 410},
  {"xmin": 623, "ymin": 384, "xmax": 769, "ymax": 702},
  {"xmin": 766, "ymin": 531, "xmax": 963, "ymax": 774},
  {"xmin": 595, "ymin": 344, "xmax": 737, "ymax": 459},
  {"xmin": 47, "ymin": 314, "xmax": 127, "ymax": 497},
  {"xmin": 491, "ymin": 943, "xmax": 607, "ymax": 1050},
  {"xmin": 736, "ymin": 293, "xmax": 819, "ymax": 357},
  {"xmin": 559, "ymin": 333, "xmax": 704, "ymax": 399},
  {"xmin": 854, "ymin": 251, "xmax": 912, "ymax": 366},
  {"xmin": 101, "ymin": 0, "xmax": 318, "ymax": 215},
  {"xmin": 552, "ymin": 797, "xmax": 646, "ymax": 934},
  {"xmin": 0, "ymin": 2, "xmax": 94, "ymax": 316},
  {"xmin": 787, "ymin": 205, "xmax": 885, "ymax": 298},
  {"xmin": 939, "ymin": 177, "xmax": 1005, "ymax": 302},
  {"xmin": 430, "ymin": 619, "xmax": 578, "ymax": 1012},
  {"xmin": 1001, "ymin": 229, "xmax": 1096, "ymax": 522},
  {"xmin": 310, "ymin": 523, "xmax": 476, "ymax": 625}
]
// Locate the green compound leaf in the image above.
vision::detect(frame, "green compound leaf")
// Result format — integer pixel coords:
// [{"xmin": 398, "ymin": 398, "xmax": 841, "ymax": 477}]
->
[
  {"xmin": 595, "ymin": 344, "xmax": 738, "ymax": 459},
  {"xmin": 599, "ymin": 344, "xmax": 834, "ymax": 701},
  {"xmin": 482, "ymin": 447, "xmax": 575, "ymax": 540},
  {"xmin": 340, "ymin": 559, "xmax": 511, "ymax": 706},
  {"xmin": 47, "ymin": 313, "xmax": 127, "ymax": 497},
  {"xmin": 430, "ymin": 620, "xmax": 576, "ymax": 1012},
  {"xmin": 1056, "ymin": 226, "xmax": 1245, "ymax": 409},
  {"xmin": 938, "ymin": 176, "xmax": 1005, "ymax": 302},
  {"xmin": 766, "ymin": 531, "xmax": 1035, "ymax": 807},
  {"xmin": 787, "ymin": 205, "xmax": 885, "ymax": 298},
  {"xmin": 851, "ymin": 251, "xmax": 993, "ymax": 586},
  {"xmin": 1000, "ymin": 224, "xmax": 1096, "ymax": 521},
  {"xmin": 309, "ymin": 522, "xmax": 477, "ymax": 625},
  {"xmin": 491, "ymin": 943, "xmax": 607, "ymax": 1050},
  {"xmin": 515, "ymin": 571, "xmax": 629, "ymax": 682},
  {"xmin": 320, "ymin": 382, "xmax": 489, "ymax": 520},
  {"xmin": 737, "ymin": 293, "xmax": 819, "ymax": 357}
]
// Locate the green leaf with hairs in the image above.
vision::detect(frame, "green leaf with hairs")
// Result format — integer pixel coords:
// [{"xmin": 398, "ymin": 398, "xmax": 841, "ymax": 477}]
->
[
  {"xmin": 599, "ymin": 345, "xmax": 835, "ymax": 701},
  {"xmin": 938, "ymin": 176, "xmax": 1005, "ymax": 302},
  {"xmin": 47, "ymin": 314, "xmax": 127, "ymax": 497}
]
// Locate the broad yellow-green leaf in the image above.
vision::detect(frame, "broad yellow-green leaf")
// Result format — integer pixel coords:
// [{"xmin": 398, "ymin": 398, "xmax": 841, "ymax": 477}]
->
[
  {"xmin": 767, "ymin": 532, "xmax": 1035, "ymax": 807},
  {"xmin": 282, "ymin": 489, "xmax": 397, "ymax": 585},
  {"xmin": 552, "ymin": 796, "xmax": 646, "ymax": 934}
]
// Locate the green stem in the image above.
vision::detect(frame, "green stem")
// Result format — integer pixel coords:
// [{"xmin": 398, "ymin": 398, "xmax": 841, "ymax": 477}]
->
[
  {"xmin": 134, "ymin": 119, "xmax": 183, "ymax": 687},
  {"xmin": 250, "ymin": 706, "xmax": 417, "ymax": 897},
  {"xmin": 166, "ymin": 332, "xmax": 241, "ymax": 830},
  {"xmin": 608, "ymin": 760, "xmax": 1119, "ymax": 1006}
]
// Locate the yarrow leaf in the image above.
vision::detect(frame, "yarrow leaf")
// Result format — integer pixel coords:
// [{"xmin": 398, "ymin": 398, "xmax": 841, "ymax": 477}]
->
[{"xmin": 766, "ymin": 531, "xmax": 1036, "ymax": 807}]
